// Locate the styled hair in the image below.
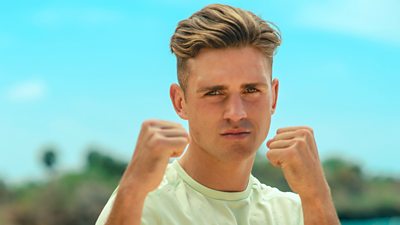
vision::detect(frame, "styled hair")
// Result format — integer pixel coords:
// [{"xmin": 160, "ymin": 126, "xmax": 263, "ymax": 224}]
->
[{"xmin": 170, "ymin": 4, "xmax": 282, "ymax": 92}]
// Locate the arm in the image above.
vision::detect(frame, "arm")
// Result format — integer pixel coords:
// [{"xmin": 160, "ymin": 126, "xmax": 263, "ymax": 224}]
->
[
  {"xmin": 104, "ymin": 120, "xmax": 189, "ymax": 225},
  {"xmin": 267, "ymin": 126, "xmax": 340, "ymax": 225},
  {"xmin": 300, "ymin": 187, "xmax": 339, "ymax": 225},
  {"xmin": 105, "ymin": 185, "xmax": 147, "ymax": 225}
]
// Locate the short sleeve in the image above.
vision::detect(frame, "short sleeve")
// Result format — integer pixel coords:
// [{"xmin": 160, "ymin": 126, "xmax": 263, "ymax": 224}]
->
[
  {"xmin": 141, "ymin": 192, "xmax": 161, "ymax": 225},
  {"xmin": 291, "ymin": 193, "xmax": 304, "ymax": 225},
  {"xmin": 95, "ymin": 188, "xmax": 118, "ymax": 225}
]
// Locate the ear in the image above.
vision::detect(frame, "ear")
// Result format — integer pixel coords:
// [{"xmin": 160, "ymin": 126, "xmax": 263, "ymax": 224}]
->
[
  {"xmin": 170, "ymin": 83, "xmax": 188, "ymax": 120},
  {"xmin": 271, "ymin": 78, "xmax": 279, "ymax": 115}
]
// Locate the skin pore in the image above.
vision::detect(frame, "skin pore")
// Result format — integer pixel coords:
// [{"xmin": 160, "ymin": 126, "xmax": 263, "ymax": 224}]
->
[{"xmin": 170, "ymin": 46, "xmax": 279, "ymax": 192}]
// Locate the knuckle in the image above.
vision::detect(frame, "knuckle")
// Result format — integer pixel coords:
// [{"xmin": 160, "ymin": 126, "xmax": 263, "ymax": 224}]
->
[
  {"xmin": 303, "ymin": 128, "xmax": 313, "ymax": 136},
  {"xmin": 142, "ymin": 120, "xmax": 154, "ymax": 129},
  {"xmin": 147, "ymin": 133, "xmax": 163, "ymax": 148},
  {"xmin": 296, "ymin": 129, "xmax": 310, "ymax": 137},
  {"xmin": 145, "ymin": 126, "xmax": 156, "ymax": 137},
  {"xmin": 142, "ymin": 120, "xmax": 151, "ymax": 126},
  {"xmin": 294, "ymin": 129, "xmax": 303, "ymax": 136},
  {"xmin": 307, "ymin": 127, "xmax": 314, "ymax": 134},
  {"xmin": 295, "ymin": 138, "xmax": 307, "ymax": 148}
]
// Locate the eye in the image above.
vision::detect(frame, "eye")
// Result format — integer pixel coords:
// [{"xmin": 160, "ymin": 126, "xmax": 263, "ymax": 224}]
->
[
  {"xmin": 244, "ymin": 87, "xmax": 259, "ymax": 94},
  {"xmin": 205, "ymin": 90, "xmax": 223, "ymax": 96}
]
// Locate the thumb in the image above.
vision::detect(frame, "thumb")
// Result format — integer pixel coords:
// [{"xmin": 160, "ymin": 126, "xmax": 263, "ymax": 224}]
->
[{"xmin": 266, "ymin": 148, "xmax": 285, "ymax": 168}]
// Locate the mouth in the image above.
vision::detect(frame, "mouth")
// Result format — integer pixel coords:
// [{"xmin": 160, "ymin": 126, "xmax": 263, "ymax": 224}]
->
[{"xmin": 220, "ymin": 130, "xmax": 251, "ymax": 139}]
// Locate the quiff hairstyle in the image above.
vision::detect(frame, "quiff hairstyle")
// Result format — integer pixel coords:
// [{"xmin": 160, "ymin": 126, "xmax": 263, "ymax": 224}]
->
[{"xmin": 170, "ymin": 4, "xmax": 282, "ymax": 93}]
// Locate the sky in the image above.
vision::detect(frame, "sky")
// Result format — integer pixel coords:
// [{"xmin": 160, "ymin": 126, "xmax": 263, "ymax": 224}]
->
[{"xmin": 1, "ymin": 0, "xmax": 399, "ymax": 183}]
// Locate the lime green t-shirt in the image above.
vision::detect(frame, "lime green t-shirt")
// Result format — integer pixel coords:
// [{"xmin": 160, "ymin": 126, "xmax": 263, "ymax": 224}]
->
[{"xmin": 96, "ymin": 160, "xmax": 304, "ymax": 225}]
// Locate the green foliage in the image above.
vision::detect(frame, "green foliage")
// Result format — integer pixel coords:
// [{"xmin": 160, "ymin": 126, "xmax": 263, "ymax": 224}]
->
[
  {"xmin": 252, "ymin": 152, "xmax": 290, "ymax": 191},
  {"xmin": 0, "ymin": 179, "xmax": 8, "ymax": 203},
  {"xmin": 252, "ymin": 154, "xmax": 400, "ymax": 219},
  {"xmin": 86, "ymin": 147, "xmax": 127, "ymax": 179},
  {"xmin": 41, "ymin": 146, "xmax": 58, "ymax": 171},
  {"xmin": 1, "ymin": 147, "xmax": 399, "ymax": 224},
  {"xmin": 321, "ymin": 157, "xmax": 400, "ymax": 219},
  {"xmin": 1, "ymin": 147, "xmax": 126, "ymax": 225}
]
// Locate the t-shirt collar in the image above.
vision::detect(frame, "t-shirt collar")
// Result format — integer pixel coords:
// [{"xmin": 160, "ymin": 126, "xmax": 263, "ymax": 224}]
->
[{"xmin": 172, "ymin": 160, "xmax": 253, "ymax": 201}]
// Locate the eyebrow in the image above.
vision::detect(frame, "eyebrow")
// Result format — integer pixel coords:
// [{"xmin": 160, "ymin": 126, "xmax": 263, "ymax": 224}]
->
[
  {"xmin": 196, "ymin": 85, "xmax": 226, "ymax": 93},
  {"xmin": 196, "ymin": 82, "xmax": 268, "ymax": 93}
]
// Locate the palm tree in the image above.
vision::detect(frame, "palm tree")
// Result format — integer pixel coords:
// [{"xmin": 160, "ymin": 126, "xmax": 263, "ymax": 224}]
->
[{"xmin": 41, "ymin": 146, "xmax": 58, "ymax": 175}]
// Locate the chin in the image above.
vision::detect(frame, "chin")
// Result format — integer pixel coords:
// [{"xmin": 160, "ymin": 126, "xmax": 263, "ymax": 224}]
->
[{"xmin": 225, "ymin": 144, "xmax": 257, "ymax": 160}]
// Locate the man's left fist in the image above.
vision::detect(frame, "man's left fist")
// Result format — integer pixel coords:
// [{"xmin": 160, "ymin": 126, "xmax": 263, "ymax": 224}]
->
[{"xmin": 266, "ymin": 126, "xmax": 330, "ymax": 200}]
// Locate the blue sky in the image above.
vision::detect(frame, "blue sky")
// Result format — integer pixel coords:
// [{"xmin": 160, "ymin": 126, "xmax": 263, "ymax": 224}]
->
[{"xmin": 1, "ymin": 0, "xmax": 399, "ymax": 183}]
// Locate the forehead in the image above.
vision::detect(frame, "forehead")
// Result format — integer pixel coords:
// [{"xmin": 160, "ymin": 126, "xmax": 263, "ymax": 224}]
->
[{"xmin": 187, "ymin": 47, "xmax": 271, "ymax": 88}]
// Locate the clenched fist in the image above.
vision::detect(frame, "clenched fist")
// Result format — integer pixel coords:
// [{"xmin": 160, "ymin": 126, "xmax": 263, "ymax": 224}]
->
[
  {"xmin": 266, "ymin": 126, "xmax": 329, "ymax": 200},
  {"xmin": 120, "ymin": 120, "xmax": 190, "ymax": 195},
  {"xmin": 105, "ymin": 120, "xmax": 189, "ymax": 225}
]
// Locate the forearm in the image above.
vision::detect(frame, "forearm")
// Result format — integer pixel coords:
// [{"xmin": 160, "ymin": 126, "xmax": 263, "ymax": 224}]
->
[
  {"xmin": 105, "ymin": 184, "xmax": 148, "ymax": 225},
  {"xmin": 300, "ymin": 187, "xmax": 340, "ymax": 225}
]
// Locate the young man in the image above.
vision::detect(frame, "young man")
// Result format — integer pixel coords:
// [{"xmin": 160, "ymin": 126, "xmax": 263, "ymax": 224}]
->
[{"xmin": 96, "ymin": 4, "xmax": 340, "ymax": 225}]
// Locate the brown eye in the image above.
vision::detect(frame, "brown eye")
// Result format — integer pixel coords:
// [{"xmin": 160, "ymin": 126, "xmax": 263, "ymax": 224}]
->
[
  {"xmin": 205, "ymin": 90, "xmax": 223, "ymax": 96},
  {"xmin": 244, "ymin": 87, "xmax": 259, "ymax": 93}
]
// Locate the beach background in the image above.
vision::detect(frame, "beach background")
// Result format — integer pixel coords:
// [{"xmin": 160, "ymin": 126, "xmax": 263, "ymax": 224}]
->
[{"xmin": 1, "ymin": 0, "xmax": 399, "ymax": 224}]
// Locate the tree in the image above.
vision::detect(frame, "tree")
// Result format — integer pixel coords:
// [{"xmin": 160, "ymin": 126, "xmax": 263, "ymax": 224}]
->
[{"xmin": 41, "ymin": 146, "xmax": 58, "ymax": 175}]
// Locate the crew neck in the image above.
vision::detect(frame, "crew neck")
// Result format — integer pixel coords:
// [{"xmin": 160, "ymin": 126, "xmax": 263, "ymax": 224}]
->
[{"xmin": 171, "ymin": 160, "xmax": 253, "ymax": 201}]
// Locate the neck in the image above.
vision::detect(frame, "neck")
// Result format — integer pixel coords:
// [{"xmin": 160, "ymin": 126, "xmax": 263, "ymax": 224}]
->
[{"xmin": 178, "ymin": 144, "xmax": 255, "ymax": 192}]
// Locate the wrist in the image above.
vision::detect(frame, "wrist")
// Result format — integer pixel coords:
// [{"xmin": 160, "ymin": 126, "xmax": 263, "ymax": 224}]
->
[
  {"xmin": 300, "ymin": 186, "xmax": 340, "ymax": 225},
  {"xmin": 106, "ymin": 183, "xmax": 147, "ymax": 225},
  {"xmin": 118, "ymin": 178, "xmax": 150, "ymax": 201},
  {"xmin": 299, "ymin": 182, "xmax": 332, "ymax": 205}
]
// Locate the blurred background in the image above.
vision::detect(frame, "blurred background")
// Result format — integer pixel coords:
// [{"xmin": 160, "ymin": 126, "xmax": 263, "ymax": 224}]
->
[{"xmin": 1, "ymin": 0, "xmax": 399, "ymax": 224}]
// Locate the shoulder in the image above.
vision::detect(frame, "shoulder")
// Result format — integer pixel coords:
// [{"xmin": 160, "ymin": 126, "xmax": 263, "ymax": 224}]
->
[
  {"xmin": 249, "ymin": 176, "xmax": 304, "ymax": 224},
  {"xmin": 250, "ymin": 175, "xmax": 302, "ymax": 208},
  {"xmin": 148, "ymin": 161, "xmax": 182, "ymax": 195}
]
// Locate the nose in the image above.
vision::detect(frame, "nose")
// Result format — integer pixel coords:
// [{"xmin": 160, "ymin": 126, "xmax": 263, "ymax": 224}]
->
[{"xmin": 223, "ymin": 94, "xmax": 247, "ymax": 122}]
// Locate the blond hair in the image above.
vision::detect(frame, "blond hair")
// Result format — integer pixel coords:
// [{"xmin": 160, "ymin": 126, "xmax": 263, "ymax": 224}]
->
[{"xmin": 170, "ymin": 4, "xmax": 282, "ymax": 92}]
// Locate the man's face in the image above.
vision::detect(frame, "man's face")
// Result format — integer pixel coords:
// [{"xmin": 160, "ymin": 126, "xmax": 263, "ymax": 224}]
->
[{"xmin": 181, "ymin": 46, "xmax": 278, "ymax": 162}]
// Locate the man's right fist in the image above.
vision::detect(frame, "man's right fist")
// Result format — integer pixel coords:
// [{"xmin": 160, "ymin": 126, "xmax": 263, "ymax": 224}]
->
[{"xmin": 120, "ymin": 120, "xmax": 189, "ymax": 195}]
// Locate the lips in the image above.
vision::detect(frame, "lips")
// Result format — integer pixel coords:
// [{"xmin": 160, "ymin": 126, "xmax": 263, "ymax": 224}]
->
[{"xmin": 221, "ymin": 129, "xmax": 251, "ymax": 136}]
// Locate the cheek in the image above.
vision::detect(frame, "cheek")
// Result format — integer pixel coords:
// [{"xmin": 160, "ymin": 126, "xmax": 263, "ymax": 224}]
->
[
  {"xmin": 191, "ymin": 100, "xmax": 223, "ymax": 120},
  {"xmin": 246, "ymin": 98, "xmax": 271, "ymax": 135},
  {"xmin": 187, "ymin": 101, "xmax": 219, "ymax": 132}
]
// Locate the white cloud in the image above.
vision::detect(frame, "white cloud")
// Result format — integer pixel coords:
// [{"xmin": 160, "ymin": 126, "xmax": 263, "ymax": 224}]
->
[
  {"xmin": 5, "ymin": 80, "xmax": 47, "ymax": 102},
  {"xmin": 32, "ymin": 8, "xmax": 124, "ymax": 27},
  {"xmin": 296, "ymin": 0, "xmax": 400, "ymax": 46}
]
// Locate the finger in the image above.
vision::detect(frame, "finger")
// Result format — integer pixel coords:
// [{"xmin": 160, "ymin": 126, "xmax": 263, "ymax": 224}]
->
[
  {"xmin": 266, "ymin": 148, "xmax": 287, "ymax": 167},
  {"xmin": 146, "ymin": 119, "xmax": 182, "ymax": 129},
  {"xmin": 267, "ymin": 139, "xmax": 296, "ymax": 149},
  {"xmin": 143, "ymin": 124, "xmax": 186, "ymax": 142},
  {"xmin": 159, "ymin": 129, "xmax": 189, "ymax": 139},
  {"xmin": 276, "ymin": 126, "xmax": 313, "ymax": 134},
  {"xmin": 267, "ymin": 131, "xmax": 297, "ymax": 147},
  {"xmin": 273, "ymin": 131, "xmax": 297, "ymax": 140},
  {"xmin": 163, "ymin": 137, "xmax": 189, "ymax": 157}
]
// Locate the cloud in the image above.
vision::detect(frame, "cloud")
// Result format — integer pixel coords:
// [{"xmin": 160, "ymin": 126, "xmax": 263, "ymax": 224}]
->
[
  {"xmin": 296, "ymin": 0, "xmax": 400, "ymax": 46},
  {"xmin": 32, "ymin": 8, "xmax": 124, "ymax": 27},
  {"xmin": 5, "ymin": 80, "xmax": 47, "ymax": 102}
]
